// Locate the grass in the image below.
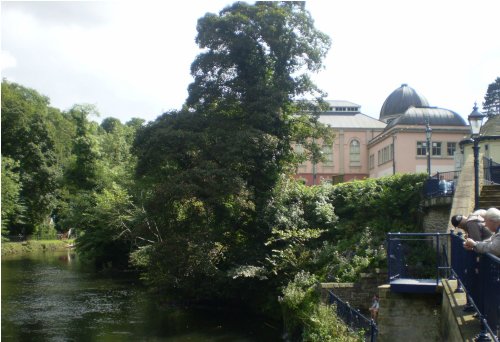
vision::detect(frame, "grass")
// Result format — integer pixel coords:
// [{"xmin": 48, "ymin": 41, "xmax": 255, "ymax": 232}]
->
[{"xmin": 1, "ymin": 239, "xmax": 74, "ymax": 257}]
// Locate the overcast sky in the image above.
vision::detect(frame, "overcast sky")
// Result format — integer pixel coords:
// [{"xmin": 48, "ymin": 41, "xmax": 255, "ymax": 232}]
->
[{"xmin": 2, "ymin": 1, "xmax": 499, "ymax": 124}]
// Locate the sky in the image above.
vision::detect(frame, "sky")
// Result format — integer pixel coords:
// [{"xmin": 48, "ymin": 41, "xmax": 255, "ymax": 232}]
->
[{"xmin": 1, "ymin": 1, "xmax": 499, "ymax": 124}]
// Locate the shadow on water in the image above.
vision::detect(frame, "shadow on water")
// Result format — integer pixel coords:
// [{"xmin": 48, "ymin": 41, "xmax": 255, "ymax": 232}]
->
[{"xmin": 1, "ymin": 250, "xmax": 281, "ymax": 341}]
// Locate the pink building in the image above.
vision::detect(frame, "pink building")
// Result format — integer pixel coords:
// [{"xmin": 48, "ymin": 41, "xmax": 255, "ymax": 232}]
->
[{"xmin": 296, "ymin": 84, "xmax": 470, "ymax": 185}]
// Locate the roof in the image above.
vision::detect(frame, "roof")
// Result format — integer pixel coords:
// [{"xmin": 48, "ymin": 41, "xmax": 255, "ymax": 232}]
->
[
  {"xmin": 481, "ymin": 115, "xmax": 500, "ymax": 135},
  {"xmin": 318, "ymin": 112, "xmax": 387, "ymax": 129},
  {"xmin": 380, "ymin": 84, "xmax": 429, "ymax": 121},
  {"xmin": 325, "ymin": 100, "xmax": 361, "ymax": 108},
  {"xmin": 385, "ymin": 106, "xmax": 467, "ymax": 130}
]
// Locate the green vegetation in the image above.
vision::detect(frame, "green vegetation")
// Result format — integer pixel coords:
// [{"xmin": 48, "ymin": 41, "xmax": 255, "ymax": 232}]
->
[
  {"xmin": 281, "ymin": 271, "xmax": 363, "ymax": 341},
  {"xmin": 1, "ymin": 240, "xmax": 71, "ymax": 256},
  {"xmin": 1, "ymin": 2, "xmax": 433, "ymax": 340}
]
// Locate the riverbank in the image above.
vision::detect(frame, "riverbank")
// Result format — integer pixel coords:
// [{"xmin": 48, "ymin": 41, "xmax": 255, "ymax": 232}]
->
[{"xmin": 1, "ymin": 240, "xmax": 73, "ymax": 257}]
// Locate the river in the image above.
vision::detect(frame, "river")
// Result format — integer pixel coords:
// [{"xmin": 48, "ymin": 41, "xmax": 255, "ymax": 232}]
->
[{"xmin": 1, "ymin": 250, "xmax": 281, "ymax": 341}]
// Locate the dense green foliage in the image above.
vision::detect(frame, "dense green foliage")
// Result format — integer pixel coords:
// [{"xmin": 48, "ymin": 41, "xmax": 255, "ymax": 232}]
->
[
  {"xmin": 1, "ymin": 81, "xmax": 58, "ymax": 235},
  {"xmin": 280, "ymin": 271, "xmax": 363, "ymax": 341},
  {"xmin": 1, "ymin": 79, "xmax": 143, "ymax": 263},
  {"xmin": 1, "ymin": 2, "xmax": 433, "ymax": 340},
  {"xmin": 130, "ymin": 1, "xmax": 333, "ymax": 306}
]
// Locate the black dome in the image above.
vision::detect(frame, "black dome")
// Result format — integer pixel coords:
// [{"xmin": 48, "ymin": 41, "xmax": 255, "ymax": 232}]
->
[
  {"xmin": 380, "ymin": 84, "xmax": 429, "ymax": 122},
  {"xmin": 385, "ymin": 106, "xmax": 467, "ymax": 130}
]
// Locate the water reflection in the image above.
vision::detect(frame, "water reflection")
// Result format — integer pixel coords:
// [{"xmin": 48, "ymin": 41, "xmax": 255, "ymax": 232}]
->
[{"xmin": 2, "ymin": 251, "xmax": 280, "ymax": 341}]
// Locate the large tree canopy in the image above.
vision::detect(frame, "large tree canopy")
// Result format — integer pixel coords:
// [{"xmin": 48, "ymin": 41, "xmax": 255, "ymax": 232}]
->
[
  {"xmin": 187, "ymin": 1, "xmax": 331, "ymax": 111},
  {"xmin": 1, "ymin": 80, "xmax": 58, "ymax": 234},
  {"xmin": 132, "ymin": 1, "xmax": 332, "ymax": 300}
]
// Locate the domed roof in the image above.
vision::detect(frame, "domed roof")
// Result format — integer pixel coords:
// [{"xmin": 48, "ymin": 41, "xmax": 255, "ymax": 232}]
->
[
  {"xmin": 380, "ymin": 84, "xmax": 429, "ymax": 122},
  {"xmin": 385, "ymin": 106, "xmax": 467, "ymax": 130}
]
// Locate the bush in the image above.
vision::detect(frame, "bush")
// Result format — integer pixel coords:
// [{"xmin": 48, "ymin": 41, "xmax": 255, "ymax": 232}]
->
[{"xmin": 280, "ymin": 271, "xmax": 361, "ymax": 341}]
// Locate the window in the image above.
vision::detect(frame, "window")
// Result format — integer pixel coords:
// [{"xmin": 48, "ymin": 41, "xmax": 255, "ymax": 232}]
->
[
  {"xmin": 369, "ymin": 154, "xmax": 375, "ymax": 170},
  {"xmin": 350, "ymin": 139, "xmax": 360, "ymax": 163},
  {"xmin": 417, "ymin": 141, "xmax": 427, "ymax": 156},
  {"xmin": 432, "ymin": 142, "xmax": 442, "ymax": 156},
  {"xmin": 322, "ymin": 145, "xmax": 333, "ymax": 167},
  {"xmin": 378, "ymin": 144, "xmax": 393, "ymax": 165},
  {"xmin": 447, "ymin": 142, "xmax": 456, "ymax": 156}
]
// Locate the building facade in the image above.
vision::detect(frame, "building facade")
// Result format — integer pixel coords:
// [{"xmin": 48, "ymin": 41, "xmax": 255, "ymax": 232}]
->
[{"xmin": 297, "ymin": 84, "xmax": 472, "ymax": 185}]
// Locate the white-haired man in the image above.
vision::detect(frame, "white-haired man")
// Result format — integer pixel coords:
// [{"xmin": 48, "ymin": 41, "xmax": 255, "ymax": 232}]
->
[{"xmin": 463, "ymin": 207, "xmax": 500, "ymax": 257}]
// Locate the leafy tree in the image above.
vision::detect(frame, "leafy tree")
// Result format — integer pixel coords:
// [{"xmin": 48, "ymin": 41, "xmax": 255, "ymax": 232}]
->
[
  {"xmin": 132, "ymin": 1, "xmax": 332, "ymax": 300},
  {"xmin": 1, "ymin": 80, "xmax": 58, "ymax": 235},
  {"xmin": 64, "ymin": 104, "xmax": 102, "ymax": 191},
  {"xmin": 1, "ymin": 156, "xmax": 25, "ymax": 237},
  {"xmin": 100, "ymin": 117, "xmax": 122, "ymax": 133},
  {"xmin": 76, "ymin": 183, "xmax": 136, "ymax": 268},
  {"xmin": 483, "ymin": 77, "xmax": 500, "ymax": 118},
  {"xmin": 262, "ymin": 177, "xmax": 337, "ymax": 282}
]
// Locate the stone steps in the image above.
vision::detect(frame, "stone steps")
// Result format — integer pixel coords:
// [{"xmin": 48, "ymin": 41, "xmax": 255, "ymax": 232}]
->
[{"xmin": 479, "ymin": 184, "xmax": 500, "ymax": 209}]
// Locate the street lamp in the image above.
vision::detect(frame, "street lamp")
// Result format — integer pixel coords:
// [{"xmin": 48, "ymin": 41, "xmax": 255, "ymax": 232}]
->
[
  {"xmin": 468, "ymin": 103, "xmax": 485, "ymax": 210},
  {"xmin": 425, "ymin": 123, "xmax": 432, "ymax": 177}
]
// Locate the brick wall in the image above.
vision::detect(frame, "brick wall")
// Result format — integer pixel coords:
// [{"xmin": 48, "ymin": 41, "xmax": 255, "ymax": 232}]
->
[
  {"xmin": 320, "ymin": 270, "xmax": 387, "ymax": 315},
  {"xmin": 377, "ymin": 285, "xmax": 441, "ymax": 342}
]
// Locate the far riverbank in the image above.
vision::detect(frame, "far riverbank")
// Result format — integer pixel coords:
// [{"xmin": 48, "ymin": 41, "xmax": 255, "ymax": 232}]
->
[{"xmin": 1, "ymin": 240, "xmax": 72, "ymax": 257}]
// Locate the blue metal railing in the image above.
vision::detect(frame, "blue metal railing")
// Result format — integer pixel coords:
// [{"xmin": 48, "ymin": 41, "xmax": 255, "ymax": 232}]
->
[
  {"xmin": 327, "ymin": 290, "xmax": 378, "ymax": 342},
  {"xmin": 387, "ymin": 232, "xmax": 449, "ymax": 288},
  {"xmin": 387, "ymin": 231, "xmax": 499, "ymax": 340},
  {"xmin": 423, "ymin": 171, "xmax": 460, "ymax": 198},
  {"xmin": 484, "ymin": 157, "xmax": 500, "ymax": 185},
  {"xmin": 450, "ymin": 232, "xmax": 500, "ymax": 340}
]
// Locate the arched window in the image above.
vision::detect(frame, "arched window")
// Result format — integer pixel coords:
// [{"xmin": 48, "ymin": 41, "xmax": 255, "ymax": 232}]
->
[{"xmin": 350, "ymin": 139, "xmax": 360, "ymax": 165}]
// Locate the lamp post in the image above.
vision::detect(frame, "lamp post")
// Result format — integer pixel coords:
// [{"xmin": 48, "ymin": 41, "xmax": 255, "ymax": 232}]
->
[
  {"xmin": 425, "ymin": 123, "xmax": 432, "ymax": 177},
  {"xmin": 468, "ymin": 103, "xmax": 485, "ymax": 210}
]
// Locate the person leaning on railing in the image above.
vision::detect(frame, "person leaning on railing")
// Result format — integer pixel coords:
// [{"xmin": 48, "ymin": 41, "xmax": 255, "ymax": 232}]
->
[
  {"xmin": 451, "ymin": 210, "xmax": 492, "ymax": 242},
  {"xmin": 463, "ymin": 208, "xmax": 500, "ymax": 257}
]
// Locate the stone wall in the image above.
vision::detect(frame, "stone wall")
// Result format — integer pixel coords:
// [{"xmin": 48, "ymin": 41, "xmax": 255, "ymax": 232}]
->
[
  {"xmin": 320, "ymin": 270, "xmax": 387, "ymax": 315},
  {"xmin": 321, "ymin": 277, "xmax": 493, "ymax": 341},
  {"xmin": 440, "ymin": 279, "xmax": 492, "ymax": 341},
  {"xmin": 377, "ymin": 285, "xmax": 442, "ymax": 342},
  {"xmin": 422, "ymin": 197, "xmax": 453, "ymax": 234}
]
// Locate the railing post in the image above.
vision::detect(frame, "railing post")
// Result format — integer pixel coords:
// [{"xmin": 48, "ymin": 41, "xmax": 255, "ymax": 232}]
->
[
  {"xmin": 475, "ymin": 315, "xmax": 492, "ymax": 342},
  {"xmin": 370, "ymin": 319, "xmax": 377, "ymax": 342},
  {"xmin": 436, "ymin": 233, "xmax": 440, "ymax": 286}
]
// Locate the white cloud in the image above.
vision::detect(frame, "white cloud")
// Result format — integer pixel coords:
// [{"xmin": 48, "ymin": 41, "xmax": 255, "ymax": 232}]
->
[
  {"xmin": 1, "ymin": 0, "xmax": 499, "ymax": 123},
  {"xmin": 1, "ymin": 50, "xmax": 17, "ymax": 71}
]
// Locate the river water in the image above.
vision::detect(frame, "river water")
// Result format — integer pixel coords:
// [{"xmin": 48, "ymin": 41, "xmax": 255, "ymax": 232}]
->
[{"xmin": 1, "ymin": 250, "xmax": 281, "ymax": 341}]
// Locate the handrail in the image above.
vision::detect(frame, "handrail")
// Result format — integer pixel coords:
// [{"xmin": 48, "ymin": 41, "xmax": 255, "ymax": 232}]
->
[
  {"xmin": 386, "ymin": 231, "xmax": 499, "ymax": 340},
  {"xmin": 387, "ymin": 232, "xmax": 450, "ymax": 286},
  {"xmin": 451, "ymin": 268, "xmax": 499, "ymax": 342},
  {"xmin": 484, "ymin": 157, "xmax": 500, "ymax": 185},
  {"xmin": 327, "ymin": 289, "xmax": 378, "ymax": 342},
  {"xmin": 423, "ymin": 170, "xmax": 460, "ymax": 198},
  {"xmin": 448, "ymin": 232, "xmax": 499, "ymax": 340}
]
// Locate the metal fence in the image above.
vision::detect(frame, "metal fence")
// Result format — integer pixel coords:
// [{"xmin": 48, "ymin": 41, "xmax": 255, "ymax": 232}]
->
[
  {"xmin": 387, "ymin": 231, "xmax": 499, "ymax": 340},
  {"xmin": 327, "ymin": 290, "xmax": 378, "ymax": 342},
  {"xmin": 387, "ymin": 232, "xmax": 450, "ymax": 284},
  {"xmin": 450, "ymin": 232, "xmax": 500, "ymax": 340},
  {"xmin": 484, "ymin": 157, "xmax": 500, "ymax": 185},
  {"xmin": 423, "ymin": 171, "xmax": 460, "ymax": 198}
]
